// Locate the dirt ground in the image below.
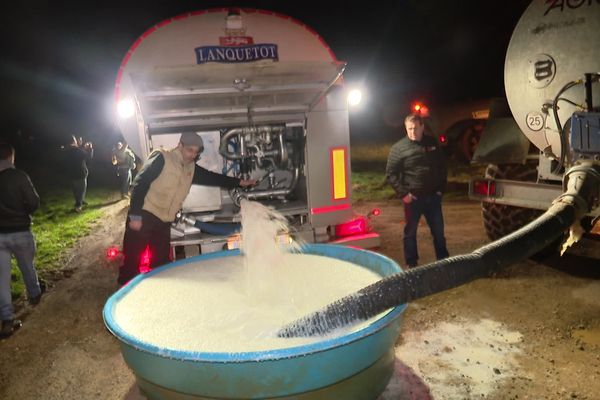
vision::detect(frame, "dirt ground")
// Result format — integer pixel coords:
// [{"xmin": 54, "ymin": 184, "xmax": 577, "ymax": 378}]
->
[{"xmin": 1, "ymin": 197, "xmax": 599, "ymax": 399}]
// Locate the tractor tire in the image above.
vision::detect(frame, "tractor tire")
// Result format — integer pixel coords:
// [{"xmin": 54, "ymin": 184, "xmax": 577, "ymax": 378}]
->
[
  {"xmin": 481, "ymin": 163, "xmax": 562, "ymax": 258},
  {"xmin": 457, "ymin": 121, "xmax": 485, "ymax": 163},
  {"xmin": 444, "ymin": 119, "xmax": 486, "ymax": 164},
  {"xmin": 481, "ymin": 163, "xmax": 540, "ymax": 240}
]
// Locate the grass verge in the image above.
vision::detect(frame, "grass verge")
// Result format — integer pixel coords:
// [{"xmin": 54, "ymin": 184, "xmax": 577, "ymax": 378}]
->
[{"xmin": 10, "ymin": 187, "xmax": 115, "ymax": 299}]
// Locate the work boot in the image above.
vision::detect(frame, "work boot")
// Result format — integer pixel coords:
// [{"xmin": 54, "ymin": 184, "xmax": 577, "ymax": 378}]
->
[
  {"xmin": 0, "ymin": 319, "xmax": 22, "ymax": 338},
  {"xmin": 28, "ymin": 279, "xmax": 47, "ymax": 306}
]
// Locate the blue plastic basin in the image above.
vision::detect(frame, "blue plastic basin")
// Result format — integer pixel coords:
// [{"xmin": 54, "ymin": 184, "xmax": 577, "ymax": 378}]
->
[{"xmin": 103, "ymin": 244, "xmax": 406, "ymax": 399}]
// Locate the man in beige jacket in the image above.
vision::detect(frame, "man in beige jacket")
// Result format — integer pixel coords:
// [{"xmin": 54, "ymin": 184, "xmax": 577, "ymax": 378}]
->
[{"xmin": 117, "ymin": 132, "xmax": 255, "ymax": 285}]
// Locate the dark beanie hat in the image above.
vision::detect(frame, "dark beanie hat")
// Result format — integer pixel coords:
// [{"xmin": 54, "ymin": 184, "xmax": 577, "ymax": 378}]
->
[{"xmin": 180, "ymin": 132, "xmax": 204, "ymax": 149}]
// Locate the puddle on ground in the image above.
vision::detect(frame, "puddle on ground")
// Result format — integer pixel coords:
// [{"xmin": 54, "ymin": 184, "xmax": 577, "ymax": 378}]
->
[
  {"xmin": 572, "ymin": 327, "xmax": 600, "ymax": 347},
  {"xmin": 396, "ymin": 318, "xmax": 523, "ymax": 399}
]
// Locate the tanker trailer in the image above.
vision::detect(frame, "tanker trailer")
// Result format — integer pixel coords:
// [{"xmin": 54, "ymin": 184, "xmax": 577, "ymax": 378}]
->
[
  {"xmin": 113, "ymin": 8, "xmax": 379, "ymax": 258},
  {"xmin": 469, "ymin": 0, "xmax": 600, "ymax": 256}
]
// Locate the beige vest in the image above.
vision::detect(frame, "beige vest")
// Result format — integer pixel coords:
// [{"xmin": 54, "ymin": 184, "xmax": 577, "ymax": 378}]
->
[{"xmin": 143, "ymin": 148, "xmax": 195, "ymax": 222}]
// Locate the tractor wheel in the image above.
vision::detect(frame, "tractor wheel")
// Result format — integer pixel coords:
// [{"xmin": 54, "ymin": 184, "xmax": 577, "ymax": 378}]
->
[
  {"xmin": 445, "ymin": 119, "xmax": 486, "ymax": 163},
  {"xmin": 457, "ymin": 122, "xmax": 484, "ymax": 163},
  {"xmin": 481, "ymin": 163, "xmax": 562, "ymax": 258}
]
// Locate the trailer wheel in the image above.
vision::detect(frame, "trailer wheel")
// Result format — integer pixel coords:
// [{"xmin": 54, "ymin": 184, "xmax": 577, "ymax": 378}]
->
[{"xmin": 481, "ymin": 163, "xmax": 563, "ymax": 258}]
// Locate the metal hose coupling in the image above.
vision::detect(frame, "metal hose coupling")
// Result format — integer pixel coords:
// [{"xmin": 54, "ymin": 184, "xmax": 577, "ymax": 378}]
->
[
  {"xmin": 554, "ymin": 162, "xmax": 600, "ymax": 254},
  {"xmin": 556, "ymin": 162, "xmax": 600, "ymax": 214},
  {"xmin": 230, "ymin": 187, "xmax": 247, "ymax": 208}
]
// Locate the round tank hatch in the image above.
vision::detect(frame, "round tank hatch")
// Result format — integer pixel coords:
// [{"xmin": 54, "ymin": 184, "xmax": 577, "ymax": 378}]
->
[{"xmin": 505, "ymin": 1, "xmax": 600, "ymax": 158}]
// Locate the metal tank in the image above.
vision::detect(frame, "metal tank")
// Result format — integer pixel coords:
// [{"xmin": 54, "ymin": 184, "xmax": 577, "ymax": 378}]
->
[
  {"xmin": 113, "ymin": 8, "xmax": 380, "ymax": 257},
  {"xmin": 505, "ymin": 0, "xmax": 600, "ymax": 175}
]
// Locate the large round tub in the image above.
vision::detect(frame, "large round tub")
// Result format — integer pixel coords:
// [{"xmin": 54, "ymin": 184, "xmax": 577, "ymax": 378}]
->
[{"xmin": 103, "ymin": 244, "xmax": 406, "ymax": 399}]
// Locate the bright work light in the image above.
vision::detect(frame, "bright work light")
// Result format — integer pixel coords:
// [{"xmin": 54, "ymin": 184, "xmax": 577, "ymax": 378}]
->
[
  {"xmin": 347, "ymin": 89, "xmax": 362, "ymax": 107},
  {"xmin": 117, "ymin": 99, "xmax": 135, "ymax": 119}
]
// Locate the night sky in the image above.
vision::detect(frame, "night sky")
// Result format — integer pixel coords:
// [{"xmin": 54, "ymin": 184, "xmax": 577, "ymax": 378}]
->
[{"xmin": 0, "ymin": 0, "xmax": 532, "ymax": 151}]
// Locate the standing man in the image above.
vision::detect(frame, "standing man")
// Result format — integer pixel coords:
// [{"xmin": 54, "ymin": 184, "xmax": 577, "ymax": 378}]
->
[
  {"xmin": 64, "ymin": 135, "xmax": 93, "ymax": 212},
  {"xmin": 0, "ymin": 143, "xmax": 43, "ymax": 338},
  {"xmin": 111, "ymin": 141, "xmax": 136, "ymax": 199},
  {"xmin": 117, "ymin": 132, "xmax": 256, "ymax": 285},
  {"xmin": 385, "ymin": 113, "xmax": 449, "ymax": 268}
]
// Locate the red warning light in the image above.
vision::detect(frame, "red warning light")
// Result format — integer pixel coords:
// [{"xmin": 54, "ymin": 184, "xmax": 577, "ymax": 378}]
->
[
  {"xmin": 106, "ymin": 246, "xmax": 120, "ymax": 260},
  {"xmin": 139, "ymin": 245, "xmax": 153, "ymax": 274},
  {"xmin": 439, "ymin": 134, "xmax": 448, "ymax": 144},
  {"xmin": 369, "ymin": 208, "xmax": 381, "ymax": 217},
  {"xmin": 411, "ymin": 102, "xmax": 429, "ymax": 116}
]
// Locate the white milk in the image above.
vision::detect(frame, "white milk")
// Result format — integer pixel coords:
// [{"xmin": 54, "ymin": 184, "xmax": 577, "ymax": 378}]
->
[{"xmin": 113, "ymin": 200, "xmax": 384, "ymax": 352}]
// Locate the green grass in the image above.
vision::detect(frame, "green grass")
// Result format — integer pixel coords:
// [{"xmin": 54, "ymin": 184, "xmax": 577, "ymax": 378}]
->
[
  {"xmin": 351, "ymin": 171, "xmax": 395, "ymax": 201},
  {"xmin": 10, "ymin": 187, "xmax": 116, "ymax": 299}
]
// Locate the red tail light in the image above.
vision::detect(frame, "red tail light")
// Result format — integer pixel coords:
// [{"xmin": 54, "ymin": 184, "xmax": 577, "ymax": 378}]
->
[
  {"xmin": 472, "ymin": 180, "xmax": 496, "ymax": 196},
  {"xmin": 335, "ymin": 216, "xmax": 368, "ymax": 237},
  {"xmin": 368, "ymin": 208, "xmax": 381, "ymax": 217},
  {"xmin": 139, "ymin": 245, "xmax": 152, "ymax": 274}
]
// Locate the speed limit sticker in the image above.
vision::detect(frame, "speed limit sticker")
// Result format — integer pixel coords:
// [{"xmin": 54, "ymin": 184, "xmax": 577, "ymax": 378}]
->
[{"xmin": 526, "ymin": 112, "xmax": 545, "ymax": 131}]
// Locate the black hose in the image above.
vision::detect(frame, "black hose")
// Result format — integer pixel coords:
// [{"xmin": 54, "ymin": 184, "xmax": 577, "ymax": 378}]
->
[
  {"xmin": 278, "ymin": 202, "xmax": 576, "ymax": 338},
  {"xmin": 194, "ymin": 221, "xmax": 241, "ymax": 236}
]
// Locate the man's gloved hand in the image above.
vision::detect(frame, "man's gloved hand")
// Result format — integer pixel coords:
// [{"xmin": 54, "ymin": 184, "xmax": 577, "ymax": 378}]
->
[
  {"xmin": 240, "ymin": 179, "xmax": 257, "ymax": 187},
  {"xmin": 129, "ymin": 220, "xmax": 143, "ymax": 231},
  {"xmin": 402, "ymin": 193, "xmax": 417, "ymax": 204}
]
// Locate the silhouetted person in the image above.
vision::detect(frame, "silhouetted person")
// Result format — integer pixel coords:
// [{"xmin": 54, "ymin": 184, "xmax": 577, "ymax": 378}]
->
[
  {"xmin": 0, "ymin": 142, "xmax": 43, "ymax": 338},
  {"xmin": 63, "ymin": 135, "xmax": 93, "ymax": 212},
  {"xmin": 111, "ymin": 141, "xmax": 136, "ymax": 199}
]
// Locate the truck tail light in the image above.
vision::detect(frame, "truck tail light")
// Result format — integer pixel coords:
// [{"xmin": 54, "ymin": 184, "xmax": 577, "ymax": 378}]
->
[
  {"xmin": 472, "ymin": 179, "xmax": 496, "ymax": 197},
  {"xmin": 139, "ymin": 246, "xmax": 152, "ymax": 274},
  {"xmin": 335, "ymin": 217, "xmax": 367, "ymax": 237},
  {"xmin": 367, "ymin": 208, "xmax": 381, "ymax": 218}
]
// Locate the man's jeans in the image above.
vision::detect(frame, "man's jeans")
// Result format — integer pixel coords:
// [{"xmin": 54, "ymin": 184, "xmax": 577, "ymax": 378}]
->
[
  {"xmin": 72, "ymin": 178, "xmax": 87, "ymax": 208},
  {"xmin": 402, "ymin": 194, "xmax": 449, "ymax": 267},
  {"xmin": 117, "ymin": 168, "xmax": 132, "ymax": 196},
  {"xmin": 0, "ymin": 231, "xmax": 41, "ymax": 320}
]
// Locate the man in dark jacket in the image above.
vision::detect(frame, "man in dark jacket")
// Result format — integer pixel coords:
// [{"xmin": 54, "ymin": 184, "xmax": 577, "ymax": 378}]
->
[
  {"xmin": 64, "ymin": 135, "xmax": 93, "ymax": 212},
  {"xmin": 0, "ymin": 143, "xmax": 43, "ymax": 338},
  {"xmin": 117, "ymin": 132, "xmax": 256, "ymax": 285},
  {"xmin": 385, "ymin": 113, "xmax": 449, "ymax": 268}
]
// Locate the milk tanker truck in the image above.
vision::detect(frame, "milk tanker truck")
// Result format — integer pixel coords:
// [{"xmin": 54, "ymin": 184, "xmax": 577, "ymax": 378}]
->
[
  {"xmin": 113, "ymin": 8, "xmax": 379, "ymax": 258},
  {"xmin": 468, "ymin": 0, "xmax": 600, "ymax": 254}
]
